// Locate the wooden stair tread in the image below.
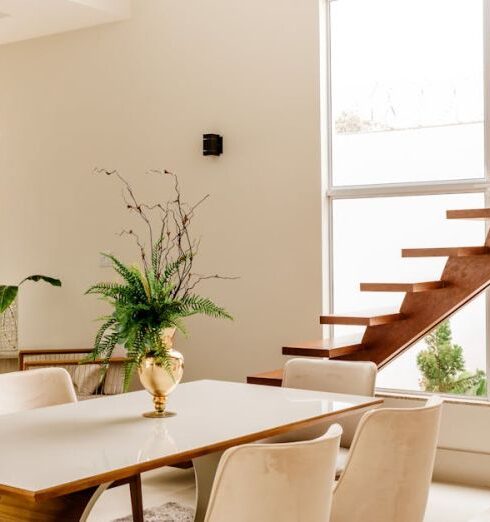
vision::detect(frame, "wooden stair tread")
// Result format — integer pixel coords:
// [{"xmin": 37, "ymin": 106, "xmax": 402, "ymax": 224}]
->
[
  {"xmin": 360, "ymin": 281, "xmax": 444, "ymax": 292},
  {"xmin": 446, "ymin": 208, "xmax": 490, "ymax": 220},
  {"xmin": 402, "ymin": 246, "xmax": 490, "ymax": 258},
  {"xmin": 247, "ymin": 369, "xmax": 283, "ymax": 387},
  {"xmin": 282, "ymin": 335, "xmax": 364, "ymax": 357},
  {"xmin": 320, "ymin": 310, "xmax": 404, "ymax": 326}
]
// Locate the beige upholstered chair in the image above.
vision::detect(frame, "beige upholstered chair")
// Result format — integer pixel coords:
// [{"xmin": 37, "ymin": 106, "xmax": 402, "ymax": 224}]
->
[
  {"xmin": 204, "ymin": 424, "xmax": 342, "ymax": 522},
  {"xmin": 282, "ymin": 358, "xmax": 377, "ymax": 473},
  {"xmin": 330, "ymin": 395, "xmax": 443, "ymax": 522},
  {"xmin": 0, "ymin": 367, "xmax": 77, "ymax": 414}
]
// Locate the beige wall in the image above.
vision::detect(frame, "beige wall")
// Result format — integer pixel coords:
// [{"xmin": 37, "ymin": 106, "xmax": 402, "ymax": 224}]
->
[{"xmin": 0, "ymin": 0, "xmax": 323, "ymax": 382}]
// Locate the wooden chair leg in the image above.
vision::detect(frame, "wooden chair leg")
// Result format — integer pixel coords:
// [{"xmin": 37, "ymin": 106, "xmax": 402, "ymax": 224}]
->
[{"xmin": 129, "ymin": 474, "xmax": 144, "ymax": 522}]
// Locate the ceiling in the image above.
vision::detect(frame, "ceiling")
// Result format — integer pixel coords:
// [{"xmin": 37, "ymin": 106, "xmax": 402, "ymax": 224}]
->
[{"xmin": 0, "ymin": 0, "xmax": 130, "ymax": 45}]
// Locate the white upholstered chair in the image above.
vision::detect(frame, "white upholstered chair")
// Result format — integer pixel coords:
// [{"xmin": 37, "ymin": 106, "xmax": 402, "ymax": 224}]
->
[
  {"xmin": 0, "ymin": 367, "xmax": 77, "ymax": 414},
  {"xmin": 282, "ymin": 358, "xmax": 377, "ymax": 474},
  {"xmin": 330, "ymin": 395, "xmax": 443, "ymax": 522},
  {"xmin": 204, "ymin": 423, "xmax": 342, "ymax": 522}
]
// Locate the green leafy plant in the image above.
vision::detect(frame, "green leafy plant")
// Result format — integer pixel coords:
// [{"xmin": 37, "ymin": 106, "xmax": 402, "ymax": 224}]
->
[
  {"xmin": 86, "ymin": 169, "xmax": 234, "ymax": 389},
  {"xmin": 0, "ymin": 275, "xmax": 62, "ymax": 314},
  {"xmin": 417, "ymin": 320, "xmax": 486, "ymax": 396}
]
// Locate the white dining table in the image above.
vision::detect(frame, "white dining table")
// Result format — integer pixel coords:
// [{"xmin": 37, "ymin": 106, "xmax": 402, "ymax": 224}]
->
[{"xmin": 0, "ymin": 379, "xmax": 382, "ymax": 522}]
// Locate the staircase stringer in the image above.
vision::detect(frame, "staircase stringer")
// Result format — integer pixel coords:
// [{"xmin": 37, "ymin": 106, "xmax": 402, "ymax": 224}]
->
[{"xmin": 337, "ymin": 254, "xmax": 490, "ymax": 367}]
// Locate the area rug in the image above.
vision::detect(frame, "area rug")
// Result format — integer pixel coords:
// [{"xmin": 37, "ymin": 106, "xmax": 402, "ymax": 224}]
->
[{"xmin": 113, "ymin": 501, "xmax": 194, "ymax": 522}]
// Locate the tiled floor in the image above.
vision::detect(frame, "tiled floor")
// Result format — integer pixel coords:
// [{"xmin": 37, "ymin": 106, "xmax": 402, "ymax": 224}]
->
[{"xmin": 88, "ymin": 467, "xmax": 490, "ymax": 522}]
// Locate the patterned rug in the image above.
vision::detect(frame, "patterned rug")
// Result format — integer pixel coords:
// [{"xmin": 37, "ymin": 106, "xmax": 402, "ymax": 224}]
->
[{"xmin": 113, "ymin": 501, "xmax": 194, "ymax": 522}]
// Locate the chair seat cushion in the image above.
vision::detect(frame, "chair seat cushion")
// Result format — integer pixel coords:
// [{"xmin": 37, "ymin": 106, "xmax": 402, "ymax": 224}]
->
[{"xmin": 336, "ymin": 446, "xmax": 350, "ymax": 477}]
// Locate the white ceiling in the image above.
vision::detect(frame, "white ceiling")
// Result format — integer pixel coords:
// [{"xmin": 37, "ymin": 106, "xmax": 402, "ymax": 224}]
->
[{"xmin": 0, "ymin": 0, "xmax": 130, "ymax": 45}]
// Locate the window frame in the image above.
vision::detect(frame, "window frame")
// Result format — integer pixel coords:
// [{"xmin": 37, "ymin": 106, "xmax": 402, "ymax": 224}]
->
[{"xmin": 321, "ymin": 0, "xmax": 490, "ymax": 400}]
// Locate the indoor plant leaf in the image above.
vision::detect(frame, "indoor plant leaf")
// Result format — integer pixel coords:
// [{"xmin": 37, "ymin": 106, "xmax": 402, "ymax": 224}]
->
[
  {"xmin": 20, "ymin": 275, "xmax": 62, "ymax": 287},
  {"xmin": 0, "ymin": 275, "xmax": 61, "ymax": 314},
  {"xmin": 0, "ymin": 286, "xmax": 19, "ymax": 314}
]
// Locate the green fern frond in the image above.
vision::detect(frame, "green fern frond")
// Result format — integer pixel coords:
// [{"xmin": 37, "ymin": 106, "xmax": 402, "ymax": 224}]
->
[
  {"xmin": 181, "ymin": 294, "xmax": 233, "ymax": 320},
  {"xmin": 86, "ymin": 282, "xmax": 125, "ymax": 294},
  {"xmin": 162, "ymin": 254, "xmax": 189, "ymax": 285},
  {"xmin": 123, "ymin": 360, "xmax": 137, "ymax": 392},
  {"xmin": 152, "ymin": 237, "xmax": 163, "ymax": 274},
  {"xmin": 104, "ymin": 254, "xmax": 147, "ymax": 300}
]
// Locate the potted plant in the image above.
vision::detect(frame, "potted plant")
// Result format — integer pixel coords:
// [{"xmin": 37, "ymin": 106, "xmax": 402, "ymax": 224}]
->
[
  {"xmin": 0, "ymin": 275, "xmax": 62, "ymax": 353},
  {"xmin": 86, "ymin": 169, "xmax": 233, "ymax": 417}
]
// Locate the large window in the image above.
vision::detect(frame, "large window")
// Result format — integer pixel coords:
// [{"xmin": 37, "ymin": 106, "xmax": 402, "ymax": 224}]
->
[{"xmin": 323, "ymin": 0, "xmax": 490, "ymax": 398}]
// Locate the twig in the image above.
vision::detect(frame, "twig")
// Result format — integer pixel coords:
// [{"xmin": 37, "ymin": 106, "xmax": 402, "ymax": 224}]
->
[{"xmin": 94, "ymin": 166, "xmax": 237, "ymax": 298}]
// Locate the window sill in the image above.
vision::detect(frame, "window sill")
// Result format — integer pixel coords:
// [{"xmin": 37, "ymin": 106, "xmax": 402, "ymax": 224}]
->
[{"xmin": 375, "ymin": 388, "xmax": 490, "ymax": 408}]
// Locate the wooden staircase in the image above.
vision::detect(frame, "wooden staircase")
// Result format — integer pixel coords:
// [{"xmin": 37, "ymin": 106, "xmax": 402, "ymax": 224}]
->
[{"xmin": 247, "ymin": 208, "xmax": 490, "ymax": 387}]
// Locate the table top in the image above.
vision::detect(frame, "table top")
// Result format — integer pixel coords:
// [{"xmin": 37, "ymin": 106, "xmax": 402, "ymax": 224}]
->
[{"xmin": 0, "ymin": 379, "xmax": 382, "ymax": 501}]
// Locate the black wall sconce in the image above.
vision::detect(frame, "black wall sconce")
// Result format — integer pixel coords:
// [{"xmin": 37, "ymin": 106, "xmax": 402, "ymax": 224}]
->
[{"xmin": 203, "ymin": 134, "xmax": 223, "ymax": 156}]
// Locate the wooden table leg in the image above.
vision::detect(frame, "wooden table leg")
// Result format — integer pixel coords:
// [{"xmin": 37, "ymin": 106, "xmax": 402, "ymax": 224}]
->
[
  {"xmin": 0, "ymin": 482, "xmax": 111, "ymax": 522},
  {"xmin": 129, "ymin": 474, "xmax": 144, "ymax": 522},
  {"xmin": 192, "ymin": 451, "xmax": 223, "ymax": 522}
]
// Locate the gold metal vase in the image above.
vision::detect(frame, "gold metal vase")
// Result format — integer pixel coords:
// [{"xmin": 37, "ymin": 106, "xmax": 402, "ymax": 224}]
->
[{"xmin": 138, "ymin": 328, "xmax": 184, "ymax": 418}]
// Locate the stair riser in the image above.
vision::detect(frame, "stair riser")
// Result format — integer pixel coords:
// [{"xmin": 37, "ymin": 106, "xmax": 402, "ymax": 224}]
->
[
  {"xmin": 320, "ymin": 314, "xmax": 404, "ymax": 326},
  {"xmin": 402, "ymin": 247, "xmax": 490, "ymax": 258},
  {"xmin": 282, "ymin": 345, "xmax": 362, "ymax": 358},
  {"xmin": 446, "ymin": 209, "xmax": 490, "ymax": 220},
  {"xmin": 360, "ymin": 282, "xmax": 444, "ymax": 293},
  {"xmin": 247, "ymin": 376, "xmax": 282, "ymax": 387}
]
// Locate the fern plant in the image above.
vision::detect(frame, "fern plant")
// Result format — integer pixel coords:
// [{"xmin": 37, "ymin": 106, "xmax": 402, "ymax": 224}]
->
[{"xmin": 86, "ymin": 169, "xmax": 234, "ymax": 389}]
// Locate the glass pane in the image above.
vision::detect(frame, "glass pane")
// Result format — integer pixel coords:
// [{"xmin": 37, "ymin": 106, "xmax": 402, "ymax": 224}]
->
[
  {"xmin": 332, "ymin": 193, "xmax": 487, "ymax": 396},
  {"xmin": 330, "ymin": 0, "xmax": 484, "ymax": 185},
  {"xmin": 377, "ymin": 295, "xmax": 487, "ymax": 397}
]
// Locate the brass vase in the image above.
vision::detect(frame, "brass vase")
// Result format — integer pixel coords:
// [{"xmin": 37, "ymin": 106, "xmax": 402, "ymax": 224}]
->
[{"xmin": 138, "ymin": 328, "xmax": 184, "ymax": 418}]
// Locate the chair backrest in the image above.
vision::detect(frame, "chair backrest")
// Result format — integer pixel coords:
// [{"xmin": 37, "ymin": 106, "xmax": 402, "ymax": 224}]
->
[
  {"xmin": 205, "ymin": 424, "xmax": 343, "ymax": 522},
  {"xmin": 0, "ymin": 368, "xmax": 77, "ymax": 415},
  {"xmin": 283, "ymin": 358, "xmax": 377, "ymax": 445},
  {"xmin": 330, "ymin": 395, "xmax": 443, "ymax": 522}
]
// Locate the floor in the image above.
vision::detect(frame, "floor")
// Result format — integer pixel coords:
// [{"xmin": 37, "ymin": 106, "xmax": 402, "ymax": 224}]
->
[
  {"xmin": 88, "ymin": 467, "xmax": 490, "ymax": 522},
  {"xmin": 426, "ymin": 483, "xmax": 490, "ymax": 522},
  {"xmin": 88, "ymin": 468, "xmax": 195, "ymax": 522}
]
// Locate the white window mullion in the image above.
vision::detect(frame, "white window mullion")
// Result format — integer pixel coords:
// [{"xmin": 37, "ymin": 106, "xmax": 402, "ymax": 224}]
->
[
  {"xmin": 321, "ymin": 0, "xmax": 334, "ymax": 339},
  {"xmin": 483, "ymin": 0, "xmax": 490, "ymax": 399},
  {"xmin": 328, "ymin": 179, "xmax": 490, "ymax": 200}
]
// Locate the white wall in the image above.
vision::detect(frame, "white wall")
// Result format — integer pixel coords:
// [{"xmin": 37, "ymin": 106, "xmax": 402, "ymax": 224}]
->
[
  {"xmin": 0, "ymin": 0, "xmax": 131, "ymax": 45},
  {"xmin": 0, "ymin": 0, "xmax": 323, "ymax": 382}
]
